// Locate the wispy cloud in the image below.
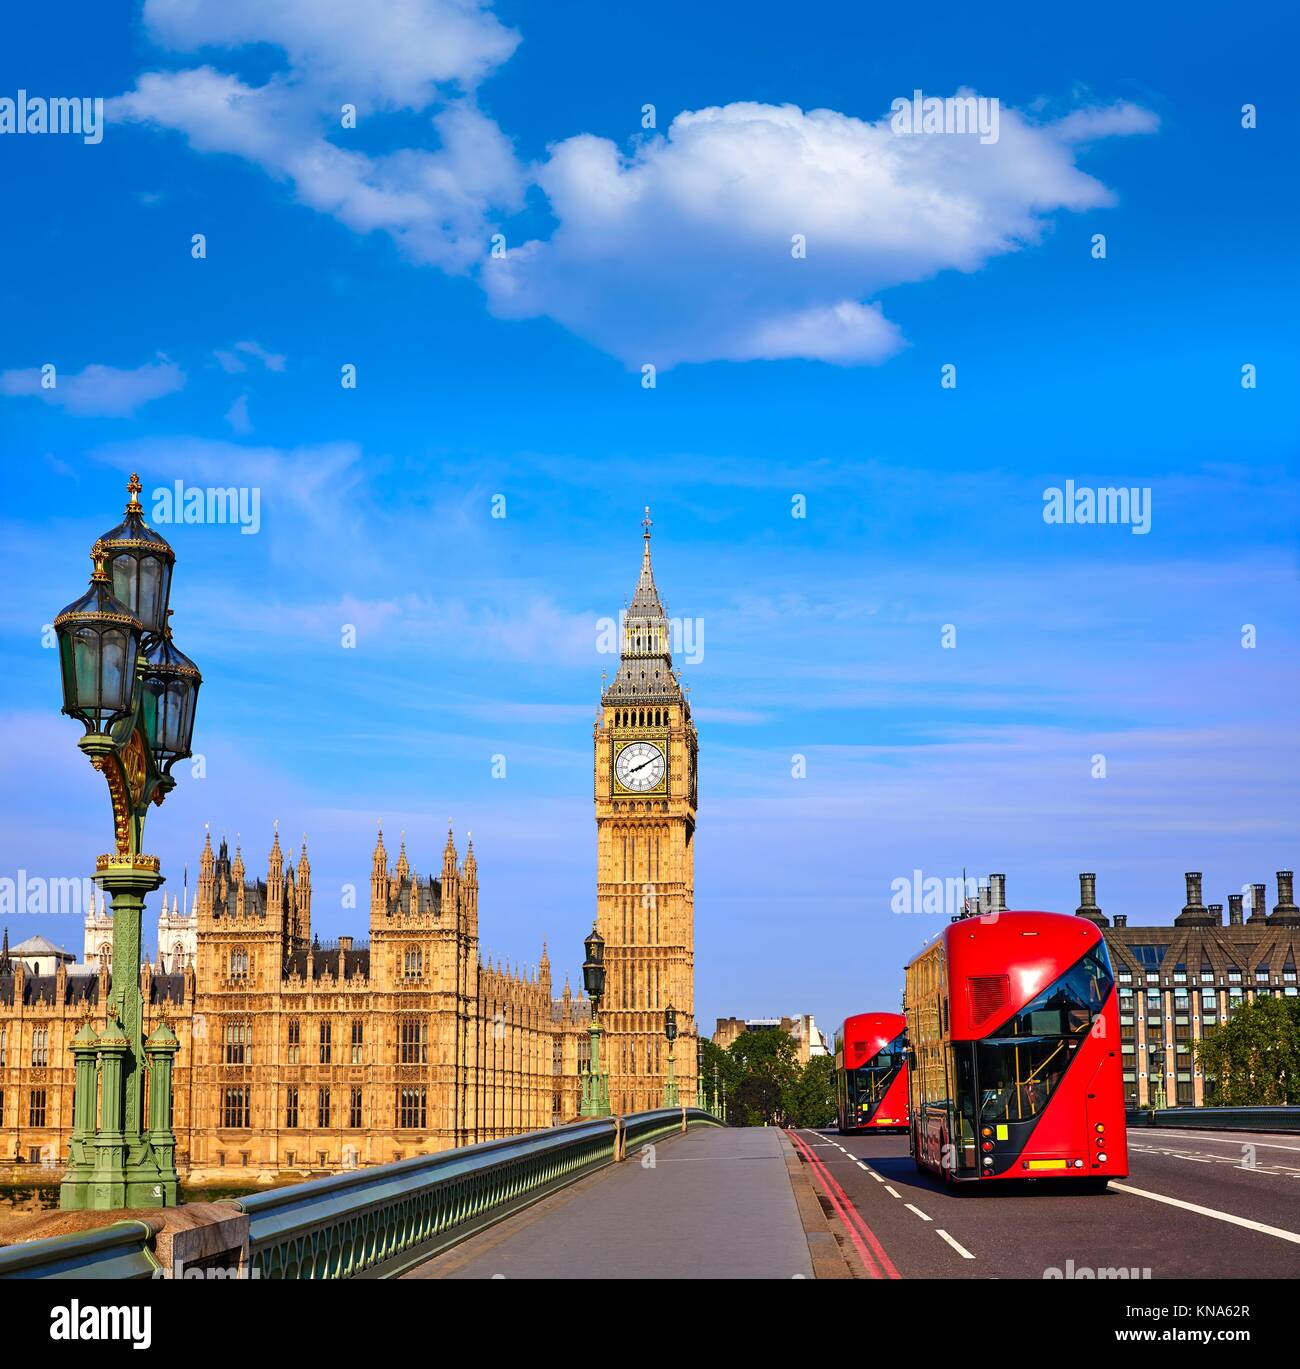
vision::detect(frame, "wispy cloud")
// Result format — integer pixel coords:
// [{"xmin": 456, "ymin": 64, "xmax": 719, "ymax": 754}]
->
[
  {"xmin": 214, "ymin": 340, "xmax": 287, "ymax": 374},
  {"xmin": 1, "ymin": 359, "xmax": 185, "ymax": 417}
]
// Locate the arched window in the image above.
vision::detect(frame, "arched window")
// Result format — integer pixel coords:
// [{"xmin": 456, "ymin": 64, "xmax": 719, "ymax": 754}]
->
[
  {"xmin": 230, "ymin": 947, "xmax": 249, "ymax": 981},
  {"xmin": 403, "ymin": 946, "xmax": 423, "ymax": 980}
]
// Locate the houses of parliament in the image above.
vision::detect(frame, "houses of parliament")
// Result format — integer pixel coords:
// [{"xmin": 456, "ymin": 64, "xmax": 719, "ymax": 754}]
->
[{"xmin": 0, "ymin": 517, "xmax": 697, "ymax": 1180}]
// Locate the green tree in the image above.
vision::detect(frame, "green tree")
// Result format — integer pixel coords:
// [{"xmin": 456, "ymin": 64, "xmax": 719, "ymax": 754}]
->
[
  {"xmin": 701, "ymin": 1030, "xmax": 836, "ymax": 1128},
  {"xmin": 1196, "ymin": 996, "xmax": 1300, "ymax": 1105},
  {"xmin": 787, "ymin": 1054, "xmax": 837, "ymax": 1128},
  {"xmin": 699, "ymin": 1037, "xmax": 738, "ymax": 1115}
]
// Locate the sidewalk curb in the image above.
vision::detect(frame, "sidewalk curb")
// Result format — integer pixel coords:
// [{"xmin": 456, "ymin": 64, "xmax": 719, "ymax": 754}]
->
[{"xmin": 778, "ymin": 1131, "xmax": 856, "ymax": 1279}]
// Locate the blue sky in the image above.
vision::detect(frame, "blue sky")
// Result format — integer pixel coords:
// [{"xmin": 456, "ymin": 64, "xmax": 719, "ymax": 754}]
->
[{"xmin": 1, "ymin": 1, "xmax": 1297, "ymax": 1037}]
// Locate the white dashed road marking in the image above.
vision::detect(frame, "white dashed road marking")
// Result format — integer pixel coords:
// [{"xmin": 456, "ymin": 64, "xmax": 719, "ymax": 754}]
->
[
  {"xmin": 936, "ymin": 1229, "xmax": 976, "ymax": 1259},
  {"xmin": 1112, "ymin": 1183, "xmax": 1300, "ymax": 1245},
  {"xmin": 905, "ymin": 1203, "xmax": 932, "ymax": 1222}
]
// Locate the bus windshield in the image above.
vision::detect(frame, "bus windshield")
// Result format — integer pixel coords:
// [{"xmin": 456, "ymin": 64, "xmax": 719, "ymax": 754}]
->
[
  {"xmin": 851, "ymin": 1031, "xmax": 906, "ymax": 1108},
  {"xmin": 975, "ymin": 947, "xmax": 1114, "ymax": 1124}
]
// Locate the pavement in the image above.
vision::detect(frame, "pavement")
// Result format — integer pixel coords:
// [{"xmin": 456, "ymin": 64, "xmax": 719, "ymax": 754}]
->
[
  {"xmin": 790, "ymin": 1125, "xmax": 1300, "ymax": 1279},
  {"xmin": 404, "ymin": 1124, "xmax": 822, "ymax": 1279}
]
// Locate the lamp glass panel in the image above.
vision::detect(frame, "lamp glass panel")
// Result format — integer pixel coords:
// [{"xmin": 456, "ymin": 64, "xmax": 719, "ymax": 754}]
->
[
  {"xmin": 100, "ymin": 630, "xmax": 127, "ymax": 713},
  {"xmin": 72, "ymin": 628, "xmax": 100, "ymax": 708},
  {"xmin": 137, "ymin": 556, "xmax": 164, "ymax": 635},
  {"xmin": 109, "ymin": 554, "xmax": 138, "ymax": 618}
]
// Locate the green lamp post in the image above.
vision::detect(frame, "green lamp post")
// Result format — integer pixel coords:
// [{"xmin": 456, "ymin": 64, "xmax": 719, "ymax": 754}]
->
[
  {"xmin": 662, "ymin": 1003, "xmax": 679, "ymax": 1108},
  {"xmin": 54, "ymin": 473, "xmax": 201, "ymax": 1210},
  {"xmin": 580, "ymin": 923, "xmax": 610, "ymax": 1118},
  {"xmin": 1150, "ymin": 1045, "xmax": 1167, "ymax": 1111},
  {"xmin": 696, "ymin": 1039, "xmax": 707, "ymax": 1111}
]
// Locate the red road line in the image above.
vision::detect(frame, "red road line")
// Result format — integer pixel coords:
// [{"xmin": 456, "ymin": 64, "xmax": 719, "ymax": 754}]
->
[
  {"xmin": 787, "ymin": 1129, "xmax": 902, "ymax": 1279},
  {"xmin": 786, "ymin": 1128, "xmax": 883, "ymax": 1278}
]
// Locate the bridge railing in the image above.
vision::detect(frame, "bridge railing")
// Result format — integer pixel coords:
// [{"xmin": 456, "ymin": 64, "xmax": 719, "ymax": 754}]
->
[
  {"xmin": 0, "ymin": 1220, "xmax": 159, "ymax": 1280},
  {"xmin": 1125, "ymin": 1105, "xmax": 1300, "ymax": 1133},
  {"xmin": 232, "ymin": 1105, "xmax": 722, "ymax": 1280}
]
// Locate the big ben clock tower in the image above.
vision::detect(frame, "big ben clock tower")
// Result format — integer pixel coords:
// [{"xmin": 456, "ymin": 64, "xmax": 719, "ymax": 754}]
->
[{"xmin": 594, "ymin": 509, "xmax": 698, "ymax": 1114}]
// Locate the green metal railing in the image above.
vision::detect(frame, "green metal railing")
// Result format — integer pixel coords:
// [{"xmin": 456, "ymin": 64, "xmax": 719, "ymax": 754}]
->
[
  {"xmin": 1126, "ymin": 1105, "xmax": 1300, "ymax": 1133},
  {"xmin": 0, "ymin": 1220, "xmax": 159, "ymax": 1280},
  {"xmin": 235, "ymin": 1105, "xmax": 722, "ymax": 1280},
  {"xmin": 0, "ymin": 1107, "xmax": 723, "ymax": 1280}
]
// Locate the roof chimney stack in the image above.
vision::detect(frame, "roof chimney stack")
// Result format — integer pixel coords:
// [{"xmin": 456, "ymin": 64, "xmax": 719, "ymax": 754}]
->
[
  {"xmin": 1176, "ymin": 871, "xmax": 1215, "ymax": 927},
  {"xmin": 1272, "ymin": 870, "xmax": 1300, "ymax": 926},
  {"xmin": 1228, "ymin": 893, "xmax": 1244, "ymax": 926},
  {"xmin": 1208, "ymin": 903, "xmax": 1223, "ymax": 926},
  {"xmin": 1250, "ymin": 883, "xmax": 1268, "ymax": 923},
  {"xmin": 1076, "ymin": 872, "xmax": 1108, "ymax": 926},
  {"xmin": 989, "ymin": 873, "xmax": 1006, "ymax": 913}
]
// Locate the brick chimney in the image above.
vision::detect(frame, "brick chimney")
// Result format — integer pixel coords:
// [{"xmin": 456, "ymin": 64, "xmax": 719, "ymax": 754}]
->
[
  {"xmin": 989, "ymin": 873, "xmax": 1006, "ymax": 913},
  {"xmin": 1176, "ymin": 871, "xmax": 1215, "ymax": 927},
  {"xmin": 1207, "ymin": 903, "xmax": 1223, "ymax": 926},
  {"xmin": 1076, "ymin": 872, "xmax": 1108, "ymax": 926},
  {"xmin": 1228, "ymin": 894, "xmax": 1244, "ymax": 926},
  {"xmin": 1271, "ymin": 870, "xmax": 1300, "ymax": 926},
  {"xmin": 1113, "ymin": 914, "xmax": 1128, "ymax": 927},
  {"xmin": 1249, "ymin": 883, "xmax": 1268, "ymax": 924}
]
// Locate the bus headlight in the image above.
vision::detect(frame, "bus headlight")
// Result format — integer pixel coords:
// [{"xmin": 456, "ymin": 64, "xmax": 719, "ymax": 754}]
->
[{"xmin": 1097, "ymin": 1153, "xmax": 1108, "ymax": 1163}]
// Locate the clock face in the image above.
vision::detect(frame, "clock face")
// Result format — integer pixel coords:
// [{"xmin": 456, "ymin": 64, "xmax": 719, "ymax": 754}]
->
[{"xmin": 615, "ymin": 740, "xmax": 666, "ymax": 792}]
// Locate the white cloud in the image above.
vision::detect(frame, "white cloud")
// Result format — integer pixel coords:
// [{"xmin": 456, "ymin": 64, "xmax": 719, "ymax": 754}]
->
[
  {"xmin": 1052, "ymin": 101, "xmax": 1161, "ymax": 143},
  {"xmin": 485, "ymin": 98, "xmax": 1157, "ymax": 368},
  {"xmin": 224, "ymin": 393, "xmax": 252, "ymax": 433},
  {"xmin": 0, "ymin": 359, "xmax": 185, "ymax": 416},
  {"xmin": 106, "ymin": 2, "xmax": 1157, "ymax": 367},
  {"xmin": 112, "ymin": 69, "xmax": 523, "ymax": 273},
  {"xmin": 111, "ymin": 1, "xmax": 525, "ymax": 274},
  {"xmin": 140, "ymin": 0, "xmax": 520, "ymax": 107}
]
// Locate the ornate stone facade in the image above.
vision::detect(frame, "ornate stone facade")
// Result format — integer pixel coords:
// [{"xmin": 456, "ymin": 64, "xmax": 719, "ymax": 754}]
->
[{"xmin": 0, "ymin": 829, "xmax": 591, "ymax": 1181}]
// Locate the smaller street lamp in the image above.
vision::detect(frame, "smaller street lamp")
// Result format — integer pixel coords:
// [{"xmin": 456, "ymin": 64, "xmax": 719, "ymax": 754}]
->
[
  {"xmin": 663, "ymin": 1003, "xmax": 679, "ymax": 1108},
  {"xmin": 141, "ymin": 613, "xmax": 202, "ymax": 773},
  {"xmin": 580, "ymin": 923, "xmax": 610, "ymax": 1118}
]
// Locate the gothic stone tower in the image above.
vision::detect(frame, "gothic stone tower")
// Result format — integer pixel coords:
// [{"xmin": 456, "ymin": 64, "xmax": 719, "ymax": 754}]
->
[{"xmin": 594, "ymin": 510, "xmax": 698, "ymax": 1114}]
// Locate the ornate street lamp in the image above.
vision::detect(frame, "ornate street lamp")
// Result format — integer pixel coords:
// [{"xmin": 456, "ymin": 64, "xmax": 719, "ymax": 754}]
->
[
  {"xmin": 53, "ymin": 474, "xmax": 200, "ymax": 1211},
  {"xmin": 663, "ymin": 1002, "xmax": 680, "ymax": 1108},
  {"xmin": 580, "ymin": 923, "xmax": 610, "ymax": 1118}
]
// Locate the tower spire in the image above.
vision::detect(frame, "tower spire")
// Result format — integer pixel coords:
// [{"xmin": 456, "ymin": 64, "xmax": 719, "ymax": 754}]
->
[{"xmin": 604, "ymin": 508, "xmax": 675, "ymax": 701}]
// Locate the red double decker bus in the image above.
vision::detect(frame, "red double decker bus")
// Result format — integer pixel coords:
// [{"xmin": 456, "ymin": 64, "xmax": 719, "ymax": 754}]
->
[
  {"xmin": 904, "ymin": 911, "xmax": 1127, "ymax": 1188},
  {"xmin": 834, "ymin": 1012, "xmax": 910, "ymax": 1134}
]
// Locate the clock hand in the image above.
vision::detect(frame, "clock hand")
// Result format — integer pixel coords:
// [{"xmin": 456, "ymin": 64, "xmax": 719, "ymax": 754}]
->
[{"xmin": 627, "ymin": 755, "xmax": 661, "ymax": 774}]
